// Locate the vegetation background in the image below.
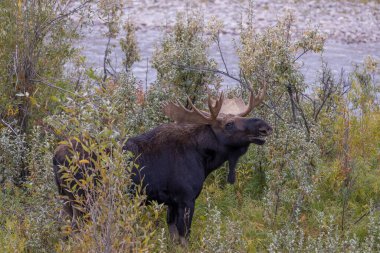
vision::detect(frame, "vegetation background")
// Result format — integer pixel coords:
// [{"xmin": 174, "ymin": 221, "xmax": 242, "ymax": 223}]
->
[{"xmin": 0, "ymin": 0, "xmax": 379, "ymax": 252}]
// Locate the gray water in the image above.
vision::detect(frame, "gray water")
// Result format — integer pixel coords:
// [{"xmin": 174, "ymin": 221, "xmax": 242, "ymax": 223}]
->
[
  {"xmin": 80, "ymin": 29, "xmax": 379, "ymax": 87},
  {"xmin": 71, "ymin": 0, "xmax": 380, "ymax": 87}
]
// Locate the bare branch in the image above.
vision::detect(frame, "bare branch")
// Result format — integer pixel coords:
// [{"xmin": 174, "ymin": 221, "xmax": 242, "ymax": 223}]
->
[
  {"xmin": 287, "ymin": 83, "xmax": 298, "ymax": 123},
  {"xmin": 293, "ymin": 98, "xmax": 311, "ymax": 139},
  {"xmin": 31, "ymin": 78, "xmax": 83, "ymax": 98},
  {"xmin": 313, "ymin": 65, "xmax": 338, "ymax": 121},
  {"xmin": 74, "ymin": 72, "xmax": 83, "ymax": 92},
  {"xmin": 103, "ymin": 35, "xmax": 112, "ymax": 83},
  {"xmin": 215, "ymin": 33, "xmax": 229, "ymax": 75},
  {"xmin": 39, "ymin": 0, "xmax": 93, "ymax": 35},
  {"xmin": 0, "ymin": 118, "xmax": 18, "ymax": 135},
  {"xmin": 240, "ymin": 70, "xmax": 253, "ymax": 92},
  {"xmin": 353, "ymin": 202, "xmax": 380, "ymax": 225},
  {"xmin": 262, "ymin": 101, "xmax": 286, "ymax": 122},
  {"xmin": 172, "ymin": 63, "xmax": 243, "ymax": 85},
  {"xmin": 145, "ymin": 58, "xmax": 149, "ymax": 91},
  {"xmin": 294, "ymin": 49, "xmax": 310, "ymax": 63},
  {"xmin": 301, "ymin": 92, "xmax": 314, "ymax": 103}
]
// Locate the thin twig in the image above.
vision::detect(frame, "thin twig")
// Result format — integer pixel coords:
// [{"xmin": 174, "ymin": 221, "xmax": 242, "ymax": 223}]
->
[
  {"xmin": 172, "ymin": 63, "xmax": 243, "ymax": 85},
  {"xmin": 352, "ymin": 200, "xmax": 379, "ymax": 227},
  {"xmin": 287, "ymin": 83, "xmax": 297, "ymax": 123},
  {"xmin": 74, "ymin": 72, "xmax": 83, "ymax": 92},
  {"xmin": 107, "ymin": 61, "xmax": 117, "ymax": 78},
  {"xmin": 262, "ymin": 102, "xmax": 286, "ymax": 122},
  {"xmin": 294, "ymin": 49, "xmax": 309, "ymax": 63},
  {"xmin": 39, "ymin": 0, "xmax": 92, "ymax": 34},
  {"xmin": 353, "ymin": 210, "xmax": 371, "ymax": 225},
  {"xmin": 285, "ymin": 17, "xmax": 292, "ymax": 46},
  {"xmin": 240, "ymin": 70, "xmax": 253, "ymax": 92},
  {"xmin": 215, "ymin": 34, "xmax": 229, "ymax": 75},
  {"xmin": 293, "ymin": 97, "xmax": 311, "ymax": 139},
  {"xmin": 0, "ymin": 118, "xmax": 18, "ymax": 135},
  {"xmin": 300, "ymin": 92, "xmax": 314, "ymax": 103},
  {"xmin": 31, "ymin": 79, "xmax": 83, "ymax": 97},
  {"xmin": 14, "ymin": 45, "xmax": 19, "ymax": 90},
  {"xmin": 145, "ymin": 58, "xmax": 149, "ymax": 91},
  {"xmin": 103, "ymin": 34, "xmax": 112, "ymax": 83}
]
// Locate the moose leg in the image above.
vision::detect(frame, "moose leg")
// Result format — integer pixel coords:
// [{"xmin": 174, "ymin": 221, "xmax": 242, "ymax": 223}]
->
[
  {"xmin": 176, "ymin": 201, "xmax": 195, "ymax": 246},
  {"xmin": 167, "ymin": 205, "xmax": 179, "ymax": 241},
  {"xmin": 59, "ymin": 201, "xmax": 73, "ymax": 222}
]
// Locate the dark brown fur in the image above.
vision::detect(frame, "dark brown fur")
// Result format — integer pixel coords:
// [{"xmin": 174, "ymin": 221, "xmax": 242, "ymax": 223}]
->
[{"xmin": 54, "ymin": 118, "xmax": 272, "ymax": 245}]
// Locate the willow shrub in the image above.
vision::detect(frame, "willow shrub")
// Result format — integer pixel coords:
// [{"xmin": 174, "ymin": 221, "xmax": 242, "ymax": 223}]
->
[
  {"xmin": 0, "ymin": 0, "xmax": 83, "ymax": 133},
  {"xmin": 0, "ymin": 126, "xmax": 61, "ymax": 253},
  {"xmin": 152, "ymin": 10, "xmax": 221, "ymax": 106},
  {"xmin": 46, "ymin": 74, "xmax": 166, "ymax": 252},
  {"xmin": 55, "ymin": 136, "xmax": 161, "ymax": 253}
]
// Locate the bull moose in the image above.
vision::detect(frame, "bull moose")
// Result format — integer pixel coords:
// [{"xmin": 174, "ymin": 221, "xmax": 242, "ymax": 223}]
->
[{"xmin": 53, "ymin": 83, "xmax": 272, "ymax": 245}]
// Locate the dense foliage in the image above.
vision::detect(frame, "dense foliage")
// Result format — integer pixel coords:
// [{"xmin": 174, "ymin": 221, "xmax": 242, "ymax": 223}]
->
[{"xmin": 0, "ymin": 1, "xmax": 379, "ymax": 252}]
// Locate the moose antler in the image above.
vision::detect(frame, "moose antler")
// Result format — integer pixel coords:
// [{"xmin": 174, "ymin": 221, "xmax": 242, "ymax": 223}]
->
[
  {"xmin": 163, "ymin": 93, "xmax": 225, "ymax": 124},
  {"xmin": 163, "ymin": 80, "xmax": 267, "ymax": 123},
  {"xmin": 163, "ymin": 100, "xmax": 210, "ymax": 124},
  {"xmin": 219, "ymin": 80, "xmax": 267, "ymax": 117},
  {"xmin": 207, "ymin": 92, "xmax": 224, "ymax": 119},
  {"xmin": 238, "ymin": 80, "xmax": 267, "ymax": 116}
]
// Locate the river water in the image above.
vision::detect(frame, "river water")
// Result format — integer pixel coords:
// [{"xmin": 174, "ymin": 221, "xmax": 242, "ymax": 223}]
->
[{"xmin": 77, "ymin": 0, "xmax": 380, "ymax": 87}]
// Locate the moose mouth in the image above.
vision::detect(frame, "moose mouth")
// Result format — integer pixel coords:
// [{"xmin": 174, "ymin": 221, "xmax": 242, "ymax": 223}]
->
[{"xmin": 248, "ymin": 135, "xmax": 267, "ymax": 145}]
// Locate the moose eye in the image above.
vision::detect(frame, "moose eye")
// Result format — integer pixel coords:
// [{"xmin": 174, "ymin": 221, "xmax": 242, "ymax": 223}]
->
[{"xmin": 225, "ymin": 122, "xmax": 234, "ymax": 130}]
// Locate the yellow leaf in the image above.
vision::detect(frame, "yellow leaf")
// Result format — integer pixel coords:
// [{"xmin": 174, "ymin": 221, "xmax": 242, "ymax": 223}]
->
[
  {"xmin": 79, "ymin": 159, "xmax": 90, "ymax": 164},
  {"xmin": 29, "ymin": 96, "xmax": 38, "ymax": 106},
  {"xmin": 50, "ymin": 95, "xmax": 60, "ymax": 102},
  {"xmin": 55, "ymin": 129, "xmax": 62, "ymax": 136}
]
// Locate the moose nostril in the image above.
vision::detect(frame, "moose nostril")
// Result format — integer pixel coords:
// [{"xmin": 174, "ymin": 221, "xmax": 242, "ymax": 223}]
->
[
  {"xmin": 259, "ymin": 127, "xmax": 272, "ymax": 136},
  {"xmin": 259, "ymin": 129, "xmax": 267, "ymax": 135}
]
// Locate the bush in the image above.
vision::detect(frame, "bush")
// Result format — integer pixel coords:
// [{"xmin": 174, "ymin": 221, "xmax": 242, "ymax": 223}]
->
[
  {"xmin": 152, "ymin": 10, "xmax": 220, "ymax": 105},
  {"xmin": 55, "ymin": 136, "xmax": 162, "ymax": 253},
  {"xmin": 0, "ymin": 2, "xmax": 379, "ymax": 252}
]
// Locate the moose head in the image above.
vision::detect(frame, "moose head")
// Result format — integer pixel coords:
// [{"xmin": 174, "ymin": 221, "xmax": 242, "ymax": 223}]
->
[{"xmin": 162, "ymin": 82, "xmax": 272, "ymax": 184}]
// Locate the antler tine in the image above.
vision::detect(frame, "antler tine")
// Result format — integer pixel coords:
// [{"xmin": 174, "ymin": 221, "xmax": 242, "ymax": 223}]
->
[
  {"xmin": 163, "ymin": 94, "xmax": 226, "ymax": 124},
  {"xmin": 238, "ymin": 80, "xmax": 267, "ymax": 117},
  {"xmin": 207, "ymin": 92, "xmax": 224, "ymax": 119},
  {"xmin": 186, "ymin": 97, "xmax": 211, "ymax": 120},
  {"xmin": 163, "ymin": 99, "xmax": 211, "ymax": 124}
]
